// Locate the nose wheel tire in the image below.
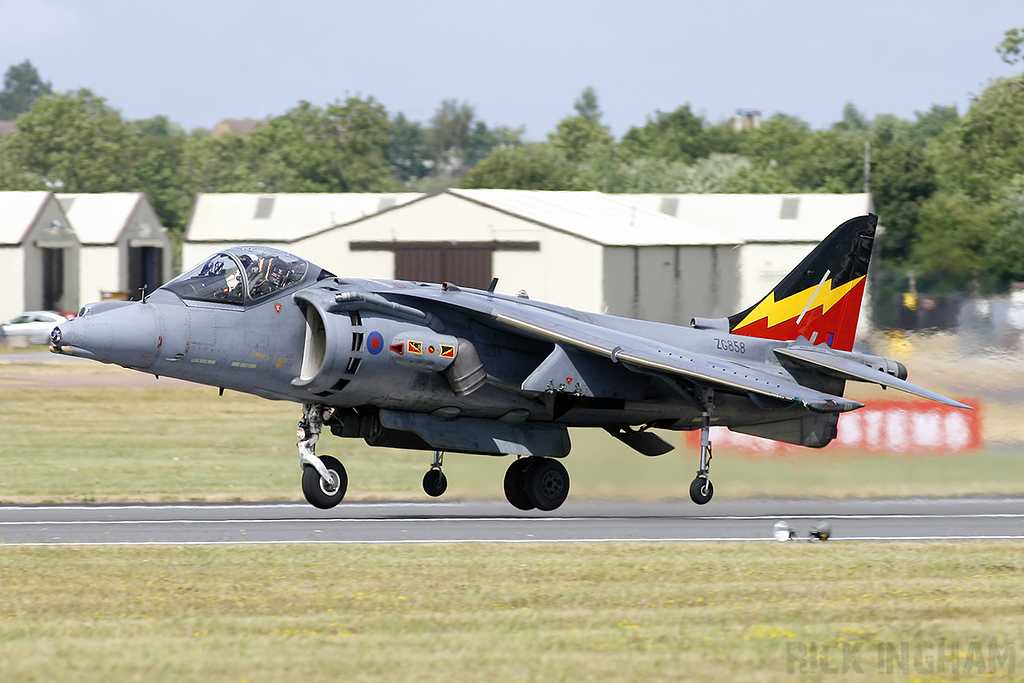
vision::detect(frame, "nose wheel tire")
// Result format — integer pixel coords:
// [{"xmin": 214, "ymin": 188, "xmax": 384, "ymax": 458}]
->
[
  {"xmin": 422, "ymin": 469, "xmax": 448, "ymax": 497},
  {"xmin": 689, "ymin": 476, "xmax": 713, "ymax": 505},
  {"xmin": 302, "ymin": 455, "xmax": 348, "ymax": 509}
]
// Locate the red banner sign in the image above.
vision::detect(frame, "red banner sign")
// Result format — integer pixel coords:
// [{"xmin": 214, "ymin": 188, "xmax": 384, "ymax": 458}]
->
[{"xmin": 685, "ymin": 400, "xmax": 982, "ymax": 454}]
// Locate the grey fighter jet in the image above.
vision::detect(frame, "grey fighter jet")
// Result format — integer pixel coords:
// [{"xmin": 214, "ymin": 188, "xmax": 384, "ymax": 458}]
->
[{"xmin": 50, "ymin": 214, "xmax": 970, "ymax": 511}]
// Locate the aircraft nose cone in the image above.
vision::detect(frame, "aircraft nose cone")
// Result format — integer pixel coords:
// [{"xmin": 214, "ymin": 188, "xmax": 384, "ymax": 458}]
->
[{"xmin": 51, "ymin": 303, "xmax": 160, "ymax": 368}]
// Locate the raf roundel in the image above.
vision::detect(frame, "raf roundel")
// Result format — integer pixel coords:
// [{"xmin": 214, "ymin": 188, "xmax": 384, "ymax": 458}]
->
[{"xmin": 366, "ymin": 331, "xmax": 384, "ymax": 355}]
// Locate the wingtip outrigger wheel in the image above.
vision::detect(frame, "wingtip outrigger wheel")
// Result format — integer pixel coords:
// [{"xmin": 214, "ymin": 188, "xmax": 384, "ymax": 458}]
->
[
  {"xmin": 689, "ymin": 473, "xmax": 713, "ymax": 505},
  {"xmin": 422, "ymin": 450, "xmax": 448, "ymax": 497},
  {"xmin": 689, "ymin": 388, "xmax": 715, "ymax": 505}
]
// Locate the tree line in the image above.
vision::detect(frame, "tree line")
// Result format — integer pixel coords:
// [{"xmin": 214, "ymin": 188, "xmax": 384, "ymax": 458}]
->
[{"xmin": 2, "ymin": 28, "xmax": 1024, "ymax": 300}]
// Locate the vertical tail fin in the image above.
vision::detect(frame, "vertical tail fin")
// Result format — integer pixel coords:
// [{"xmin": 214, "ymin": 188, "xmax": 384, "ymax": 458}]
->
[{"xmin": 727, "ymin": 214, "xmax": 876, "ymax": 352}]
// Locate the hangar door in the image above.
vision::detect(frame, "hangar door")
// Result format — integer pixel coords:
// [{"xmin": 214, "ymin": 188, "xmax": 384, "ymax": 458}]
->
[
  {"xmin": 351, "ymin": 241, "xmax": 539, "ymax": 290},
  {"xmin": 395, "ymin": 243, "xmax": 491, "ymax": 289},
  {"xmin": 41, "ymin": 248, "xmax": 64, "ymax": 311},
  {"xmin": 128, "ymin": 246, "xmax": 164, "ymax": 297}
]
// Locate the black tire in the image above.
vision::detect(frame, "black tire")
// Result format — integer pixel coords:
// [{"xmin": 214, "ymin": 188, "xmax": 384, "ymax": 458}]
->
[
  {"xmin": 689, "ymin": 476, "xmax": 713, "ymax": 505},
  {"xmin": 422, "ymin": 469, "xmax": 448, "ymax": 497},
  {"xmin": 524, "ymin": 458, "xmax": 570, "ymax": 512},
  {"xmin": 503, "ymin": 458, "xmax": 535, "ymax": 511},
  {"xmin": 302, "ymin": 455, "xmax": 348, "ymax": 509}
]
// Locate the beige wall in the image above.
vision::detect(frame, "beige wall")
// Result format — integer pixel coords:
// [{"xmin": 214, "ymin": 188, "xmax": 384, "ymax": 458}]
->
[
  {"xmin": 79, "ymin": 246, "xmax": 119, "ymax": 304},
  {"xmin": 735, "ymin": 243, "xmax": 817, "ymax": 310},
  {"xmin": 603, "ymin": 244, "xmax": 741, "ymax": 325},
  {"xmin": 0, "ymin": 247, "xmax": 25, "ymax": 322}
]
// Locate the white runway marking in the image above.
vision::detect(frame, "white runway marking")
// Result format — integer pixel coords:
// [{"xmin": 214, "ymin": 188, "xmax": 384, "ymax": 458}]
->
[{"xmin": 2, "ymin": 500, "xmax": 1021, "ymax": 545}]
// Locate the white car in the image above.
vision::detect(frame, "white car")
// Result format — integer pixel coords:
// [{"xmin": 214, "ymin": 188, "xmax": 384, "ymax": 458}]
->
[{"xmin": 1, "ymin": 311, "xmax": 70, "ymax": 345}]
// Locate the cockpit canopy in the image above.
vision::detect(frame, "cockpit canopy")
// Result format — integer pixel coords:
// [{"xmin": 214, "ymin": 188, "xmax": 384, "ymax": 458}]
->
[{"xmin": 162, "ymin": 246, "xmax": 329, "ymax": 305}]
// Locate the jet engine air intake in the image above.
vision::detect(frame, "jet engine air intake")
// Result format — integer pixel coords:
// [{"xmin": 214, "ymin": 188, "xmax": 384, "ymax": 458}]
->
[{"xmin": 291, "ymin": 290, "xmax": 353, "ymax": 394}]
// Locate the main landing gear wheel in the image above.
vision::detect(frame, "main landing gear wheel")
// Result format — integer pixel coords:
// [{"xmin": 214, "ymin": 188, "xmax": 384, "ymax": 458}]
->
[
  {"xmin": 302, "ymin": 455, "xmax": 348, "ymax": 509},
  {"xmin": 503, "ymin": 458, "xmax": 535, "ymax": 511},
  {"xmin": 689, "ymin": 476, "xmax": 713, "ymax": 505},
  {"xmin": 503, "ymin": 457, "xmax": 571, "ymax": 512},
  {"xmin": 422, "ymin": 469, "xmax": 448, "ymax": 497},
  {"xmin": 525, "ymin": 458, "xmax": 570, "ymax": 512}
]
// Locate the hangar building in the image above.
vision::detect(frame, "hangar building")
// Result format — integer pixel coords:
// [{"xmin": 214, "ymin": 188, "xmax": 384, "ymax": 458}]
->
[
  {"xmin": 294, "ymin": 189, "xmax": 740, "ymax": 323},
  {"xmin": 0, "ymin": 191, "xmax": 80, "ymax": 322},
  {"xmin": 621, "ymin": 193, "xmax": 874, "ymax": 311},
  {"xmin": 57, "ymin": 193, "xmax": 173, "ymax": 303},
  {"xmin": 183, "ymin": 190, "xmax": 874, "ymax": 327},
  {"xmin": 182, "ymin": 192, "xmax": 421, "ymax": 269}
]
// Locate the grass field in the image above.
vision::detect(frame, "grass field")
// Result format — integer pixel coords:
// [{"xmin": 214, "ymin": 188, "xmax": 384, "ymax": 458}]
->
[
  {"xmin": 1, "ymin": 542, "xmax": 1022, "ymax": 682},
  {"xmin": 2, "ymin": 341, "xmax": 1023, "ymax": 682},
  {"xmin": 2, "ymin": 356, "xmax": 1024, "ymax": 503}
]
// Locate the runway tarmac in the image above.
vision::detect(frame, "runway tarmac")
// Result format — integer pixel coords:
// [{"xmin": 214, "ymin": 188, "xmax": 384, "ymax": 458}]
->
[{"xmin": 1, "ymin": 497, "xmax": 1022, "ymax": 545}]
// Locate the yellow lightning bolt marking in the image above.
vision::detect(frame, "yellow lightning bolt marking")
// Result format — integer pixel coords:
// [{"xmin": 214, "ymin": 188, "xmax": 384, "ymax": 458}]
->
[{"xmin": 733, "ymin": 275, "xmax": 865, "ymax": 331}]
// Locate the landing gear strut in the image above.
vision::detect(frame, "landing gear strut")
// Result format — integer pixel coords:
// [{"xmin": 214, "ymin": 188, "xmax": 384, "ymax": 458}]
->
[
  {"xmin": 297, "ymin": 403, "xmax": 347, "ymax": 509},
  {"xmin": 503, "ymin": 457, "xmax": 570, "ymax": 511},
  {"xmin": 689, "ymin": 388, "xmax": 714, "ymax": 505},
  {"xmin": 422, "ymin": 450, "xmax": 448, "ymax": 497}
]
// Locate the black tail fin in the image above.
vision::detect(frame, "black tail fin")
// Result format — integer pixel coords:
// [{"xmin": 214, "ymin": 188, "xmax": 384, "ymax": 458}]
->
[{"xmin": 727, "ymin": 214, "xmax": 877, "ymax": 352}]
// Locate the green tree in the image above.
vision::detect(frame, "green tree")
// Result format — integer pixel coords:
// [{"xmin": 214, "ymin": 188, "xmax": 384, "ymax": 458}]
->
[
  {"xmin": 574, "ymin": 86, "xmax": 601, "ymax": 121},
  {"xmin": 908, "ymin": 105, "xmax": 959, "ymax": 146},
  {"xmin": 985, "ymin": 176, "xmax": 1024, "ymax": 286},
  {"xmin": 3, "ymin": 89, "xmax": 137, "ymax": 192},
  {"xmin": 388, "ymin": 112, "xmax": 431, "ymax": 181},
  {"xmin": 427, "ymin": 99, "xmax": 475, "ymax": 171},
  {"xmin": 242, "ymin": 101, "xmax": 342, "ymax": 192},
  {"xmin": 619, "ymin": 104, "xmax": 708, "ymax": 162},
  {"xmin": 548, "ymin": 88, "xmax": 614, "ymax": 166},
  {"xmin": 910, "ymin": 191, "xmax": 1000, "ymax": 291},
  {"xmin": 831, "ymin": 102, "xmax": 871, "ymax": 137},
  {"xmin": 929, "ymin": 74, "xmax": 1024, "ymax": 201},
  {"xmin": 325, "ymin": 95, "xmax": 395, "ymax": 191},
  {"xmin": 549, "ymin": 115, "xmax": 614, "ymax": 165},
  {"xmin": 0, "ymin": 60, "xmax": 52, "ymax": 120},
  {"xmin": 179, "ymin": 129, "xmax": 251, "ymax": 194},
  {"xmin": 465, "ymin": 121, "xmax": 523, "ymax": 168},
  {"xmin": 783, "ymin": 130, "xmax": 864, "ymax": 193},
  {"xmin": 180, "ymin": 96, "xmax": 396, "ymax": 197},
  {"xmin": 130, "ymin": 115, "xmax": 191, "ymax": 231},
  {"xmin": 870, "ymin": 136, "xmax": 937, "ymax": 263},
  {"xmin": 459, "ymin": 143, "xmax": 574, "ymax": 190},
  {"xmin": 997, "ymin": 27, "xmax": 1024, "ymax": 64},
  {"xmin": 735, "ymin": 114, "xmax": 811, "ymax": 168}
]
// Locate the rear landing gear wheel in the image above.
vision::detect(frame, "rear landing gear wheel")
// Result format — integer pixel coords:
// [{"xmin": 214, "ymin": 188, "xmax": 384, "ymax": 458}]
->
[
  {"xmin": 503, "ymin": 458, "xmax": 535, "ymax": 511},
  {"xmin": 302, "ymin": 455, "xmax": 347, "ymax": 509},
  {"xmin": 422, "ymin": 469, "xmax": 448, "ymax": 497},
  {"xmin": 689, "ymin": 476, "xmax": 713, "ymax": 505},
  {"xmin": 525, "ymin": 458, "xmax": 570, "ymax": 512}
]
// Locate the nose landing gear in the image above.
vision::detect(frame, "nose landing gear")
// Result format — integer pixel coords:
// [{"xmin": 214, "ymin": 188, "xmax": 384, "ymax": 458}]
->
[{"xmin": 298, "ymin": 403, "xmax": 348, "ymax": 509}]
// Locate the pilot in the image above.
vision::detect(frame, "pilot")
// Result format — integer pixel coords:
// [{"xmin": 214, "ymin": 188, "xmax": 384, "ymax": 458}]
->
[{"xmin": 238, "ymin": 253, "xmax": 260, "ymax": 280}]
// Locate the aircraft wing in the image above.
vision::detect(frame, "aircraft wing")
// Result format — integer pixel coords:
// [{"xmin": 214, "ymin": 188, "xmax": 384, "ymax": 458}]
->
[
  {"xmin": 388, "ymin": 288, "xmax": 863, "ymax": 414},
  {"xmin": 774, "ymin": 346, "xmax": 972, "ymax": 409}
]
